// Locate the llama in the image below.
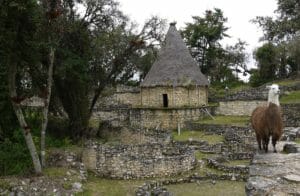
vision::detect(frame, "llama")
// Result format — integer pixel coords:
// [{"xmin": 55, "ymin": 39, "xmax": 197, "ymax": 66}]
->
[{"xmin": 251, "ymin": 84, "xmax": 283, "ymax": 153}]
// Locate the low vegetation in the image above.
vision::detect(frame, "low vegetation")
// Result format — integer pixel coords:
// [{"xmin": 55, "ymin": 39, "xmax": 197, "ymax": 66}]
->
[
  {"xmin": 280, "ymin": 90, "xmax": 300, "ymax": 104},
  {"xmin": 44, "ymin": 167, "xmax": 67, "ymax": 178},
  {"xmin": 166, "ymin": 180, "xmax": 245, "ymax": 196},
  {"xmin": 79, "ymin": 176, "xmax": 143, "ymax": 196},
  {"xmin": 195, "ymin": 151, "xmax": 216, "ymax": 160}
]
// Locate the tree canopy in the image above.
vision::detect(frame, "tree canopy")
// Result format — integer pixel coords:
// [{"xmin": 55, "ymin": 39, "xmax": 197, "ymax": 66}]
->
[{"xmin": 181, "ymin": 8, "xmax": 248, "ymax": 85}]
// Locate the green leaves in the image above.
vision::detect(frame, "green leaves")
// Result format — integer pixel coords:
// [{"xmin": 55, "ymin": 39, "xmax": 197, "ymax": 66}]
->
[{"xmin": 182, "ymin": 8, "xmax": 247, "ymax": 85}]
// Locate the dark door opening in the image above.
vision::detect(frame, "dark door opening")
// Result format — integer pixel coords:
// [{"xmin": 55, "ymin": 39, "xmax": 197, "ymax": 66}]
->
[{"xmin": 163, "ymin": 94, "xmax": 168, "ymax": 107}]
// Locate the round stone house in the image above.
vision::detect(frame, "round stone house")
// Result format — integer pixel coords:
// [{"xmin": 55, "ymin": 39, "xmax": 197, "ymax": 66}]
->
[{"xmin": 140, "ymin": 23, "xmax": 209, "ymax": 108}]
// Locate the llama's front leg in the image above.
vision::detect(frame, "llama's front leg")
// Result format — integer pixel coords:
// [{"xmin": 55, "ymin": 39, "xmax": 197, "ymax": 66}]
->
[
  {"xmin": 272, "ymin": 138, "xmax": 277, "ymax": 153},
  {"xmin": 256, "ymin": 134, "xmax": 262, "ymax": 150},
  {"xmin": 264, "ymin": 137, "xmax": 270, "ymax": 153}
]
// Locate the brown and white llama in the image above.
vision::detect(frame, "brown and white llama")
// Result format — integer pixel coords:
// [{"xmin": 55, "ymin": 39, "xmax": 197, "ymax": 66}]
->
[{"xmin": 251, "ymin": 84, "xmax": 283, "ymax": 153}]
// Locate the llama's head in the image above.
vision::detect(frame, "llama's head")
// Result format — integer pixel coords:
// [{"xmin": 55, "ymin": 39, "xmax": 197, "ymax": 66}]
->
[{"xmin": 266, "ymin": 84, "xmax": 280, "ymax": 106}]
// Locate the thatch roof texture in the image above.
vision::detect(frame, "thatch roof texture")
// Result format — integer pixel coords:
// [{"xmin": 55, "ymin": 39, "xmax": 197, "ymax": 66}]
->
[{"xmin": 141, "ymin": 23, "xmax": 209, "ymax": 87}]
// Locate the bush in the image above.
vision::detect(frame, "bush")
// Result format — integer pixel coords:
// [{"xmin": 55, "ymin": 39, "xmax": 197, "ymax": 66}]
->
[
  {"xmin": 0, "ymin": 129, "xmax": 33, "ymax": 176},
  {"xmin": 249, "ymin": 69, "xmax": 269, "ymax": 87}
]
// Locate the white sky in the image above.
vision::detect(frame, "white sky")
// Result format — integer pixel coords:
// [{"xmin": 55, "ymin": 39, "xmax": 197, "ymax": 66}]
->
[{"xmin": 118, "ymin": 0, "xmax": 278, "ymax": 74}]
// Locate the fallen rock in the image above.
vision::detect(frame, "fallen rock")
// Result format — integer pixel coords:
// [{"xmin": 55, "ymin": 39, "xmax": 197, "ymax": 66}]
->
[
  {"xmin": 246, "ymin": 152, "xmax": 300, "ymax": 195},
  {"xmin": 283, "ymin": 143, "xmax": 298, "ymax": 153}
]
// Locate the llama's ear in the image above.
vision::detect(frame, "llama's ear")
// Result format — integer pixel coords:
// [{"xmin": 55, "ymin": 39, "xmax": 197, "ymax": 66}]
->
[{"xmin": 266, "ymin": 85, "xmax": 271, "ymax": 89}]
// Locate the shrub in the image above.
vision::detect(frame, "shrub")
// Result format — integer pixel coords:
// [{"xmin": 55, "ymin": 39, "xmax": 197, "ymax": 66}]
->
[{"xmin": 0, "ymin": 129, "xmax": 32, "ymax": 176}]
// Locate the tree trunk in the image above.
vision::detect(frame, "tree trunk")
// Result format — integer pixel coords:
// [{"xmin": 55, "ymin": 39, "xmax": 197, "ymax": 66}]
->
[
  {"xmin": 8, "ymin": 62, "xmax": 42, "ymax": 174},
  {"xmin": 40, "ymin": 47, "xmax": 55, "ymax": 168}
]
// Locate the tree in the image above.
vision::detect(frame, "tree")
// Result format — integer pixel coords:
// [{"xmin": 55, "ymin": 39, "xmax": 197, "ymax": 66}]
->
[
  {"xmin": 182, "ymin": 8, "xmax": 247, "ymax": 84},
  {"xmin": 52, "ymin": 0, "xmax": 166, "ymax": 140},
  {"xmin": 252, "ymin": 0, "xmax": 300, "ymax": 76},
  {"xmin": 0, "ymin": 0, "xmax": 43, "ymax": 173},
  {"xmin": 253, "ymin": 43, "xmax": 279, "ymax": 82}
]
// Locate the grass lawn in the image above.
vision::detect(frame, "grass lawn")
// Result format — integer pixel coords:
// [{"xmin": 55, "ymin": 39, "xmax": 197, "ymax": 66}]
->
[
  {"xmin": 275, "ymin": 79, "xmax": 300, "ymax": 87},
  {"xmin": 280, "ymin": 90, "xmax": 300, "ymax": 104},
  {"xmin": 78, "ymin": 176, "xmax": 143, "ymax": 196},
  {"xmin": 198, "ymin": 115, "xmax": 250, "ymax": 127},
  {"xmin": 172, "ymin": 130, "xmax": 224, "ymax": 144},
  {"xmin": 166, "ymin": 180, "xmax": 245, "ymax": 196},
  {"xmin": 44, "ymin": 167, "xmax": 67, "ymax": 178},
  {"xmin": 295, "ymin": 138, "xmax": 300, "ymax": 144}
]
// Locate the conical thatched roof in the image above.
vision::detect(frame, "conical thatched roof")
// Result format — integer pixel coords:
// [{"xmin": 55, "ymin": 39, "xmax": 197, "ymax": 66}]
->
[{"xmin": 141, "ymin": 23, "xmax": 209, "ymax": 87}]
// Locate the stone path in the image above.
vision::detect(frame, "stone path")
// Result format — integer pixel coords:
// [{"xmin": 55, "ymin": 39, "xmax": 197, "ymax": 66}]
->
[{"xmin": 245, "ymin": 141, "xmax": 300, "ymax": 195}]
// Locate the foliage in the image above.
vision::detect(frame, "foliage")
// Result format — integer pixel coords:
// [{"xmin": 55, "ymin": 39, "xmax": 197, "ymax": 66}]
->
[
  {"xmin": 249, "ymin": 69, "xmax": 268, "ymax": 87},
  {"xmin": 251, "ymin": 42, "xmax": 279, "ymax": 83},
  {"xmin": 51, "ymin": 1, "xmax": 166, "ymax": 140},
  {"xmin": 252, "ymin": 0, "xmax": 300, "ymax": 79},
  {"xmin": 0, "ymin": 129, "xmax": 32, "ymax": 176},
  {"xmin": 182, "ymin": 8, "xmax": 248, "ymax": 84}
]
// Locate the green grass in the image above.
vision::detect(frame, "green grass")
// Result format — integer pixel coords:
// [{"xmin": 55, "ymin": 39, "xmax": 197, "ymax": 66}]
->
[
  {"xmin": 166, "ymin": 180, "xmax": 245, "ymax": 196},
  {"xmin": 44, "ymin": 167, "xmax": 67, "ymax": 178},
  {"xmin": 199, "ymin": 115, "xmax": 249, "ymax": 127},
  {"xmin": 196, "ymin": 164, "xmax": 224, "ymax": 176},
  {"xmin": 88, "ymin": 119, "xmax": 101, "ymax": 128},
  {"xmin": 195, "ymin": 151, "xmax": 215, "ymax": 160},
  {"xmin": 172, "ymin": 130, "xmax": 224, "ymax": 144},
  {"xmin": 77, "ymin": 176, "xmax": 143, "ymax": 196},
  {"xmin": 273, "ymin": 79, "xmax": 300, "ymax": 87},
  {"xmin": 280, "ymin": 90, "xmax": 300, "ymax": 104},
  {"xmin": 295, "ymin": 138, "xmax": 300, "ymax": 144},
  {"xmin": 223, "ymin": 159, "xmax": 250, "ymax": 167}
]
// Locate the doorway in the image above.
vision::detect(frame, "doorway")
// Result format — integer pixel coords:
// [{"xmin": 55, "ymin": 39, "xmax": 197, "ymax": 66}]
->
[{"xmin": 163, "ymin": 94, "xmax": 168, "ymax": 107}]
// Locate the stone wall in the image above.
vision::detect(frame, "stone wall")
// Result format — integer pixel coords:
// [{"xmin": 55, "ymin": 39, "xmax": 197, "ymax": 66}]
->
[
  {"xmin": 282, "ymin": 103, "xmax": 300, "ymax": 127},
  {"xmin": 115, "ymin": 85, "xmax": 140, "ymax": 107},
  {"xmin": 141, "ymin": 86, "xmax": 208, "ymax": 108},
  {"xmin": 215, "ymin": 101, "xmax": 300, "ymax": 127},
  {"xmin": 211, "ymin": 82, "xmax": 300, "ymax": 102},
  {"xmin": 216, "ymin": 100, "xmax": 265, "ymax": 116},
  {"xmin": 92, "ymin": 107, "xmax": 129, "ymax": 127},
  {"xmin": 82, "ymin": 142, "xmax": 196, "ymax": 179},
  {"xmin": 130, "ymin": 107, "xmax": 215, "ymax": 130}
]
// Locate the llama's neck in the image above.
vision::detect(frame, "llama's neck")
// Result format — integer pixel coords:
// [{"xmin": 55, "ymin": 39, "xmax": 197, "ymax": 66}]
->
[{"xmin": 268, "ymin": 92, "xmax": 280, "ymax": 106}]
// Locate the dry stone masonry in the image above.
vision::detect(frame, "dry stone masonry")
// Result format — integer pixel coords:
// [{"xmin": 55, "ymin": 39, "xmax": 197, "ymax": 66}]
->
[{"xmin": 83, "ymin": 141, "xmax": 196, "ymax": 179}]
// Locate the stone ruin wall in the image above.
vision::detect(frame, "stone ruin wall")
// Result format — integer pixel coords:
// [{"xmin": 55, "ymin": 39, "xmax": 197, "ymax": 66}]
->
[
  {"xmin": 115, "ymin": 85, "xmax": 140, "ymax": 107},
  {"xmin": 216, "ymin": 100, "xmax": 266, "ymax": 116},
  {"xmin": 216, "ymin": 101, "xmax": 300, "ymax": 126},
  {"xmin": 92, "ymin": 83, "xmax": 300, "ymax": 129},
  {"xmin": 129, "ymin": 107, "xmax": 214, "ymax": 130},
  {"xmin": 82, "ymin": 142, "xmax": 196, "ymax": 179},
  {"xmin": 141, "ymin": 86, "xmax": 208, "ymax": 108}
]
